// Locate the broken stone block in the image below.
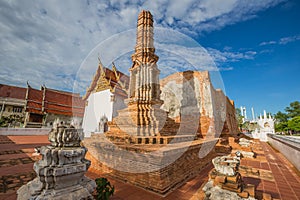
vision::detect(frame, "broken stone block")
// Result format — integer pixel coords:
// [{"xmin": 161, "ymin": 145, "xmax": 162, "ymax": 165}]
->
[
  {"xmin": 203, "ymin": 180, "xmax": 256, "ymax": 200},
  {"xmin": 239, "ymin": 138, "xmax": 253, "ymax": 147},
  {"xmin": 204, "ymin": 155, "xmax": 257, "ymax": 200},
  {"xmin": 212, "ymin": 156, "xmax": 239, "ymax": 176},
  {"xmin": 240, "ymin": 150, "xmax": 255, "ymax": 158},
  {"xmin": 238, "ymin": 191, "xmax": 249, "ymax": 198},
  {"xmin": 226, "ymin": 173, "xmax": 241, "ymax": 183}
]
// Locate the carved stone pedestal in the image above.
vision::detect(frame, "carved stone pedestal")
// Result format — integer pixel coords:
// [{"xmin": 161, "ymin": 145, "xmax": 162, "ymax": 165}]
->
[{"xmin": 17, "ymin": 122, "xmax": 96, "ymax": 200}]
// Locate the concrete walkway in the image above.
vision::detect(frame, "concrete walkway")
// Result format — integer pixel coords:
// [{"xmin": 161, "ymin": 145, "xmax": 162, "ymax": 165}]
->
[{"xmin": 0, "ymin": 136, "xmax": 299, "ymax": 200}]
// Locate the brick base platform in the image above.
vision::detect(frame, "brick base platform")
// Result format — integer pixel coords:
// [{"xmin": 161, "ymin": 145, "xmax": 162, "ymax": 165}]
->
[{"xmin": 83, "ymin": 134, "xmax": 219, "ymax": 195}]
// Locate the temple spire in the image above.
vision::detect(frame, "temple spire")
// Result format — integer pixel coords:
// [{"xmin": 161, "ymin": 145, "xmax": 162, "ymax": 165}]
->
[
  {"xmin": 131, "ymin": 10, "xmax": 158, "ymax": 65},
  {"xmin": 128, "ymin": 10, "xmax": 161, "ymax": 103},
  {"xmin": 108, "ymin": 10, "xmax": 169, "ymax": 137}
]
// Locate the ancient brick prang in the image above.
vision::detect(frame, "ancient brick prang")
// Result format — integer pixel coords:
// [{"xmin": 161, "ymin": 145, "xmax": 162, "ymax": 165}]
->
[{"xmin": 107, "ymin": 10, "xmax": 178, "ymax": 139}]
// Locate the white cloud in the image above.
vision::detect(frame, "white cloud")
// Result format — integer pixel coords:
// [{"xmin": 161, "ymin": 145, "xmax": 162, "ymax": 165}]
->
[
  {"xmin": 279, "ymin": 35, "xmax": 300, "ymax": 44},
  {"xmin": 259, "ymin": 34, "xmax": 300, "ymax": 46},
  {"xmin": 259, "ymin": 40, "xmax": 277, "ymax": 46},
  {"xmin": 74, "ymin": 28, "xmax": 219, "ymax": 94},
  {"xmin": 207, "ymin": 48, "xmax": 256, "ymax": 64},
  {"xmin": 0, "ymin": 0, "xmax": 284, "ymax": 93}
]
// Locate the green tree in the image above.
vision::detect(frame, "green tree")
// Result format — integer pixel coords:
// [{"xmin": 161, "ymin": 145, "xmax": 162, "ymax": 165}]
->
[
  {"xmin": 287, "ymin": 116, "xmax": 300, "ymax": 133},
  {"xmin": 0, "ymin": 114, "xmax": 24, "ymax": 127},
  {"xmin": 273, "ymin": 101, "xmax": 300, "ymax": 134},
  {"xmin": 285, "ymin": 101, "xmax": 300, "ymax": 119},
  {"xmin": 275, "ymin": 121, "xmax": 288, "ymax": 132},
  {"xmin": 235, "ymin": 108, "xmax": 244, "ymax": 131},
  {"xmin": 274, "ymin": 111, "xmax": 288, "ymax": 123}
]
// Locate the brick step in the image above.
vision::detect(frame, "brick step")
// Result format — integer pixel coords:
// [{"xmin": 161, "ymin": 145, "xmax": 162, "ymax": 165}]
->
[
  {"xmin": 0, "ymin": 141, "xmax": 14, "ymax": 144},
  {"xmin": 24, "ymin": 122, "xmax": 42, "ymax": 128},
  {"xmin": 0, "ymin": 136, "xmax": 14, "ymax": 144},
  {"xmin": 0, "ymin": 171, "xmax": 36, "ymax": 193},
  {"xmin": 0, "ymin": 151, "xmax": 38, "ymax": 161},
  {"xmin": 0, "ymin": 150, "xmax": 24, "ymax": 156},
  {"xmin": 0, "ymin": 163, "xmax": 35, "ymax": 177},
  {"xmin": 0, "ymin": 157, "xmax": 35, "ymax": 168}
]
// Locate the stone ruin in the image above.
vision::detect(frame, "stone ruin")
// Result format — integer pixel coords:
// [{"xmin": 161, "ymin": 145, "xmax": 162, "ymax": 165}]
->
[
  {"xmin": 203, "ymin": 155, "xmax": 256, "ymax": 200},
  {"xmin": 228, "ymin": 137, "xmax": 255, "ymax": 159},
  {"xmin": 239, "ymin": 138, "xmax": 253, "ymax": 147},
  {"xmin": 83, "ymin": 10, "xmax": 239, "ymax": 195},
  {"xmin": 83, "ymin": 10, "xmax": 220, "ymax": 195},
  {"xmin": 17, "ymin": 120, "xmax": 96, "ymax": 200}
]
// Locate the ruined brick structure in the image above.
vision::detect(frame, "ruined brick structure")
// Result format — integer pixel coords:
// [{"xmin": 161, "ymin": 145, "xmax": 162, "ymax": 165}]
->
[
  {"xmin": 160, "ymin": 71, "xmax": 238, "ymax": 138},
  {"xmin": 83, "ymin": 10, "xmax": 239, "ymax": 195}
]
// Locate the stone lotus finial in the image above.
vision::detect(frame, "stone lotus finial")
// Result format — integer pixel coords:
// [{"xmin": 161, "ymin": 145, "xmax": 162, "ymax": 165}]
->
[{"xmin": 49, "ymin": 119, "xmax": 83, "ymax": 147}]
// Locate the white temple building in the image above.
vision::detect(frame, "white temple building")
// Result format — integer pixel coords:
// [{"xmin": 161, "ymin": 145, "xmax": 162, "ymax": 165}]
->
[
  {"xmin": 82, "ymin": 61, "xmax": 129, "ymax": 137},
  {"xmin": 241, "ymin": 106, "xmax": 275, "ymax": 141},
  {"xmin": 252, "ymin": 110, "xmax": 275, "ymax": 141}
]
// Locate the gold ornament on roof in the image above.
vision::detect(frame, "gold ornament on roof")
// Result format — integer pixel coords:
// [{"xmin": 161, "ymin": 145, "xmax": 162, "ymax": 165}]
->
[
  {"xmin": 94, "ymin": 70, "xmax": 112, "ymax": 92},
  {"xmin": 112, "ymin": 62, "xmax": 120, "ymax": 81}
]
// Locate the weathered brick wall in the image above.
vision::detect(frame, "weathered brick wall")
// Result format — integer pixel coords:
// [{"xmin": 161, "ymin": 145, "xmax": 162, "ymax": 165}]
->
[
  {"xmin": 160, "ymin": 71, "xmax": 238, "ymax": 138},
  {"xmin": 85, "ymin": 139, "xmax": 218, "ymax": 195}
]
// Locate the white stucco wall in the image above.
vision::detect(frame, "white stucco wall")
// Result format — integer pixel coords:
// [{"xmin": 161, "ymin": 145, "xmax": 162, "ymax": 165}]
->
[{"xmin": 82, "ymin": 89, "xmax": 114, "ymax": 137}]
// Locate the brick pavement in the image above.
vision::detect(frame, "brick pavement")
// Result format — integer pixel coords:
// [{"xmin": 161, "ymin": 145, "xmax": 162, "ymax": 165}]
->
[
  {"xmin": 86, "ymin": 162, "xmax": 213, "ymax": 200},
  {"xmin": 0, "ymin": 135, "xmax": 299, "ymax": 200},
  {"xmin": 240, "ymin": 141, "xmax": 300, "ymax": 200},
  {"xmin": 0, "ymin": 135, "xmax": 49, "ymax": 200}
]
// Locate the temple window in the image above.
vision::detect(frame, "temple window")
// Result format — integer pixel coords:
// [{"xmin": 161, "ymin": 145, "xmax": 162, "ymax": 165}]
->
[{"xmin": 13, "ymin": 107, "xmax": 23, "ymax": 113}]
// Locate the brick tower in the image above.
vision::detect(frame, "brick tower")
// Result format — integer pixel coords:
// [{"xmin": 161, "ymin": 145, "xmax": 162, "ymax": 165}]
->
[
  {"xmin": 128, "ymin": 10, "xmax": 161, "ymax": 105},
  {"xmin": 112, "ymin": 10, "xmax": 168, "ymax": 137}
]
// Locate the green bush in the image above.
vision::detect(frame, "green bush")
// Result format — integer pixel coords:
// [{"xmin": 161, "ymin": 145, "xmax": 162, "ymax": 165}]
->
[{"xmin": 95, "ymin": 177, "xmax": 114, "ymax": 200}]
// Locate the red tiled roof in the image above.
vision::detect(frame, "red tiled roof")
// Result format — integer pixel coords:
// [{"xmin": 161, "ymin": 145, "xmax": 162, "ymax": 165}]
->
[
  {"xmin": 0, "ymin": 83, "xmax": 84, "ymax": 117},
  {"xmin": 26, "ymin": 87, "xmax": 85, "ymax": 117},
  {"xmin": 0, "ymin": 84, "xmax": 26, "ymax": 100},
  {"xmin": 44, "ymin": 88, "xmax": 85, "ymax": 117},
  {"xmin": 26, "ymin": 87, "xmax": 43, "ymax": 114}
]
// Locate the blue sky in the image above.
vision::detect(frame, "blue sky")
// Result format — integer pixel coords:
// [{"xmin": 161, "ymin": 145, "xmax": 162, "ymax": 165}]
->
[
  {"xmin": 201, "ymin": 1, "xmax": 300, "ymax": 116},
  {"xmin": 0, "ymin": 0, "xmax": 299, "ymax": 116}
]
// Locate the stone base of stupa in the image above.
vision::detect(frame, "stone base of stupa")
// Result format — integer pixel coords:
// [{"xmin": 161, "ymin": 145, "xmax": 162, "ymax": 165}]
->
[
  {"xmin": 84, "ymin": 134, "xmax": 219, "ymax": 195},
  {"xmin": 111, "ymin": 100, "xmax": 181, "ymax": 137},
  {"xmin": 17, "ymin": 176, "xmax": 95, "ymax": 200}
]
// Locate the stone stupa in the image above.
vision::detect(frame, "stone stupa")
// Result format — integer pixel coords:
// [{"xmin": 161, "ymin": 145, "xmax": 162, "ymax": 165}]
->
[{"xmin": 17, "ymin": 120, "xmax": 96, "ymax": 200}]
